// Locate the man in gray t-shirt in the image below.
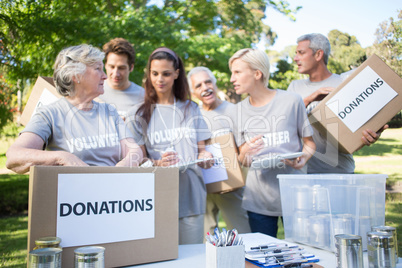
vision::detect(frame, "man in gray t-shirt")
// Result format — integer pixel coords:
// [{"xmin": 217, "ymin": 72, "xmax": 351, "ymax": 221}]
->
[
  {"xmin": 99, "ymin": 38, "xmax": 145, "ymax": 119},
  {"xmin": 188, "ymin": 67, "xmax": 251, "ymax": 235},
  {"xmin": 288, "ymin": 33, "xmax": 386, "ymax": 174}
]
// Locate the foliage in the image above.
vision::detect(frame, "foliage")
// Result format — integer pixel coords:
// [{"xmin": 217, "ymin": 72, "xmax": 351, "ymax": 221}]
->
[
  {"xmin": 327, "ymin": 29, "xmax": 366, "ymax": 74},
  {"xmin": 269, "ymin": 57, "xmax": 305, "ymax": 90},
  {"xmin": 366, "ymin": 10, "xmax": 402, "ymax": 76},
  {"xmin": 0, "ymin": 0, "xmax": 301, "ymax": 119},
  {"xmin": 0, "ymin": 75, "xmax": 14, "ymax": 134},
  {"xmin": 267, "ymin": 46, "xmax": 305, "ymax": 90}
]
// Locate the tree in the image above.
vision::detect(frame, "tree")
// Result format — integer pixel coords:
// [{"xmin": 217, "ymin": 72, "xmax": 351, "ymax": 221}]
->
[
  {"xmin": 366, "ymin": 10, "xmax": 402, "ymax": 76},
  {"xmin": 0, "ymin": 0, "xmax": 300, "ymax": 123},
  {"xmin": 0, "ymin": 74, "xmax": 14, "ymax": 133},
  {"xmin": 327, "ymin": 29, "xmax": 366, "ymax": 74}
]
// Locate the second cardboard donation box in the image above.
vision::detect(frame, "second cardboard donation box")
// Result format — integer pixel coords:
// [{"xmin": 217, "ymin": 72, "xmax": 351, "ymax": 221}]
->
[
  {"xmin": 309, "ymin": 54, "xmax": 402, "ymax": 154},
  {"xmin": 20, "ymin": 76, "xmax": 61, "ymax": 126},
  {"xmin": 203, "ymin": 133, "xmax": 245, "ymax": 194}
]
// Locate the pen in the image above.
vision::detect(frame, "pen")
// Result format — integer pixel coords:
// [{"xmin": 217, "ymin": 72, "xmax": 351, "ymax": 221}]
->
[{"xmin": 250, "ymin": 243, "xmax": 288, "ymax": 250}]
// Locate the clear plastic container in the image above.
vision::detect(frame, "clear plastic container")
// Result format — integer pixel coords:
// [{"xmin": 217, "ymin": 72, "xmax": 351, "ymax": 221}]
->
[{"xmin": 277, "ymin": 174, "xmax": 387, "ymax": 252}]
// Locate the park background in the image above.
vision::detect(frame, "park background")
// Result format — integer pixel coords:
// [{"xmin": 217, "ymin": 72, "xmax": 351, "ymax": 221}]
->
[{"xmin": 0, "ymin": 0, "xmax": 401, "ymax": 266}]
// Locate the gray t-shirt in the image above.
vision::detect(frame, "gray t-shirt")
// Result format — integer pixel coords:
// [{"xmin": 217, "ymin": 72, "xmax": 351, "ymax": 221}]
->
[
  {"xmin": 99, "ymin": 81, "xmax": 145, "ymax": 118},
  {"xmin": 201, "ymin": 101, "xmax": 235, "ymax": 137},
  {"xmin": 287, "ymin": 74, "xmax": 355, "ymax": 174},
  {"xmin": 22, "ymin": 98, "xmax": 132, "ymax": 166},
  {"xmin": 236, "ymin": 89, "xmax": 314, "ymax": 216},
  {"xmin": 126, "ymin": 100, "xmax": 212, "ymax": 218}
]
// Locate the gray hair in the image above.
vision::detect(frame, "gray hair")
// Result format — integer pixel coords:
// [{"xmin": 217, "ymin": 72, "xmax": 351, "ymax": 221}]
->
[
  {"xmin": 297, "ymin": 33, "xmax": 331, "ymax": 65},
  {"xmin": 53, "ymin": 44, "xmax": 105, "ymax": 96},
  {"xmin": 228, "ymin": 48, "xmax": 270, "ymax": 86},
  {"xmin": 187, "ymin": 66, "xmax": 217, "ymax": 92}
]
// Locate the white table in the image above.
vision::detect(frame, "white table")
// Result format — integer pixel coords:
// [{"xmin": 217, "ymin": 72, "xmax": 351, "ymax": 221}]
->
[{"xmin": 130, "ymin": 233, "xmax": 401, "ymax": 267}]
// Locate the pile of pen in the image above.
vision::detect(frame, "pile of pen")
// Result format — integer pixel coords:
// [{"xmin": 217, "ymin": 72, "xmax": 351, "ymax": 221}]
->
[
  {"xmin": 245, "ymin": 243, "xmax": 319, "ymax": 267},
  {"xmin": 205, "ymin": 227, "xmax": 243, "ymax": 247}
]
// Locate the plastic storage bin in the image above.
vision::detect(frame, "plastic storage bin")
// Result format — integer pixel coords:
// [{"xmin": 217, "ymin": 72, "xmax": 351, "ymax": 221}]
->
[{"xmin": 277, "ymin": 174, "xmax": 387, "ymax": 252}]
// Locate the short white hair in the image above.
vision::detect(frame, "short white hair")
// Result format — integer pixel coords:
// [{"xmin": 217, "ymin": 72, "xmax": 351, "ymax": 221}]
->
[
  {"xmin": 187, "ymin": 66, "xmax": 217, "ymax": 92},
  {"xmin": 53, "ymin": 44, "xmax": 104, "ymax": 96},
  {"xmin": 229, "ymin": 48, "xmax": 270, "ymax": 86}
]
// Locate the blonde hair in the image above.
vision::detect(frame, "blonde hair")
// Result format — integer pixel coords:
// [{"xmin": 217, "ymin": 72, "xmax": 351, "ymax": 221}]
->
[{"xmin": 228, "ymin": 48, "xmax": 270, "ymax": 86}]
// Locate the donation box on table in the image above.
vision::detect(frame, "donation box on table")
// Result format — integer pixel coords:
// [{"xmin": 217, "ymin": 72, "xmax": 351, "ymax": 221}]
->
[
  {"xmin": 278, "ymin": 174, "xmax": 387, "ymax": 252},
  {"xmin": 27, "ymin": 166, "xmax": 179, "ymax": 267}
]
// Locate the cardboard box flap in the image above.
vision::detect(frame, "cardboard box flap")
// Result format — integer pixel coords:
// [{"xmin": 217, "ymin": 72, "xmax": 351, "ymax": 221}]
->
[{"xmin": 21, "ymin": 76, "xmax": 60, "ymax": 126}]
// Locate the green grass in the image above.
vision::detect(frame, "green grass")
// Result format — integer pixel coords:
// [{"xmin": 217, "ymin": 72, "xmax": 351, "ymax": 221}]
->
[
  {"xmin": 0, "ymin": 215, "xmax": 28, "ymax": 268},
  {"xmin": 0, "ymin": 174, "xmax": 29, "ymax": 215},
  {"xmin": 0, "ymin": 127, "xmax": 401, "ymax": 267}
]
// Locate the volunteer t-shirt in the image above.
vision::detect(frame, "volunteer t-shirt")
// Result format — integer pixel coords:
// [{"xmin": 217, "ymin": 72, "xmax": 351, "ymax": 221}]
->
[
  {"xmin": 22, "ymin": 98, "xmax": 132, "ymax": 166},
  {"xmin": 126, "ymin": 100, "xmax": 211, "ymax": 218},
  {"xmin": 98, "ymin": 81, "xmax": 145, "ymax": 119},
  {"xmin": 201, "ymin": 101, "xmax": 235, "ymax": 137},
  {"xmin": 235, "ymin": 89, "xmax": 314, "ymax": 216},
  {"xmin": 287, "ymin": 74, "xmax": 355, "ymax": 174}
]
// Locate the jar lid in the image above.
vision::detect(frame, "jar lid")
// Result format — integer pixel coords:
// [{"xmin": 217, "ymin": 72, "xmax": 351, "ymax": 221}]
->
[
  {"xmin": 367, "ymin": 231, "xmax": 393, "ymax": 239},
  {"xmin": 74, "ymin": 246, "xmax": 105, "ymax": 256},
  {"xmin": 35, "ymin": 236, "xmax": 62, "ymax": 246},
  {"xmin": 335, "ymin": 234, "xmax": 362, "ymax": 246},
  {"xmin": 29, "ymin": 247, "xmax": 62, "ymax": 256},
  {"xmin": 371, "ymin": 225, "xmax": 396, "ymax": 232}
]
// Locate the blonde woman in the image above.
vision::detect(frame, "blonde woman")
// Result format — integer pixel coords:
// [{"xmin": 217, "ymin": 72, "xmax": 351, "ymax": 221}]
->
[{"xmin": 229, "ymin": 48, "xmax": 316, "ymax": 237}]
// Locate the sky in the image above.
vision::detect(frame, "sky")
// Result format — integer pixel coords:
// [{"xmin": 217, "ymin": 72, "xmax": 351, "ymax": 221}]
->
[{"xmin": 263, "ymin": 0, "xmax": 401, "ymax": 52}]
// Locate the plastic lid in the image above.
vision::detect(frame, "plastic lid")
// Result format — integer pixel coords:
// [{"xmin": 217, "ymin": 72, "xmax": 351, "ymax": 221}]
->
[{"xmin": 35, "ymin": 236, "xmax": 62, "ymax": 246}]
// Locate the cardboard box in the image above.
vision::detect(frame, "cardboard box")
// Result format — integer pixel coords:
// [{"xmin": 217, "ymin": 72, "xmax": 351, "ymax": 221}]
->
[
  {"xmin": 309, "ymin": 54, "xmax": 402, "ymax": 154},
  {"xmin": 21, "ymin": 76, "xmax": 61, "ymax": 126},
  {"xmin": 203, "ymin": 133, "xmax": 245, "ymax": 194},
  {"xmin": 27, "ymin": 166, "xmax": 179, "ymax": 267}
]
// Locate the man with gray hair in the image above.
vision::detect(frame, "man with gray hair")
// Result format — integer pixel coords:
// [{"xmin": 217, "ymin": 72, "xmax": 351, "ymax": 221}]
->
[
  {"xmin": 188, "ymin": 66, "xmax": 250, "ymax": 235},
  {"xmin": 288, "ymin": 33, "xmax": 386, "ymax": 174}
]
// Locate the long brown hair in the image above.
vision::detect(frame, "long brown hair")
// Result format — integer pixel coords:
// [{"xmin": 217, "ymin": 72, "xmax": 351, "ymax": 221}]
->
[{"xmin": 136, "ymin": 47, "xmax": 192, "ymax": 133}]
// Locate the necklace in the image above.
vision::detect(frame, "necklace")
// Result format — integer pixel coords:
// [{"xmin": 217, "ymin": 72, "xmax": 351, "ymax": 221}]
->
[{"xmin": 156, "ymin": 97, "xmax": 176, "ymax": 148}]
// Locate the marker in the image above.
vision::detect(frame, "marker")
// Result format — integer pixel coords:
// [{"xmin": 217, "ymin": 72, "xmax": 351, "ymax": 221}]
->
[{"xmin": 250, "ymin": 243, "xmax": 287, "ymax": 250}]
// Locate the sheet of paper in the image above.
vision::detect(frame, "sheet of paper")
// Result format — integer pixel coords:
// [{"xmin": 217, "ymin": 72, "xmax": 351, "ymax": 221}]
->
[
  {"xmin": 326, "ymin": 66, "xmax": 397, "ymax": 133},
  {"xmin": 202, "ymin": 143, "xmax": 228, "ymax": 184},
  {"xmin": 57, "ymin": 173, "xmax": 155, "ymax": 247}
]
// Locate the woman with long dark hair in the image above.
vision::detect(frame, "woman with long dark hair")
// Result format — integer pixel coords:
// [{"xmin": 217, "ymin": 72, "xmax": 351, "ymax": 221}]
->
[{"xmin": 126, "ymin": 47, "xmax": 213, "ymax": 244}]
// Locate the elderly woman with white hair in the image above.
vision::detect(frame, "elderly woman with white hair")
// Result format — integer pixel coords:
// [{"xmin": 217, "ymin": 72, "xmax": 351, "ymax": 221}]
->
[
  {"xmin": 229, "ymin": 48, "xmax": 316, "ymax": 237},
  {"xmin": 6, "ymin": 44, "xmax": 143, "ymax": 174}
]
